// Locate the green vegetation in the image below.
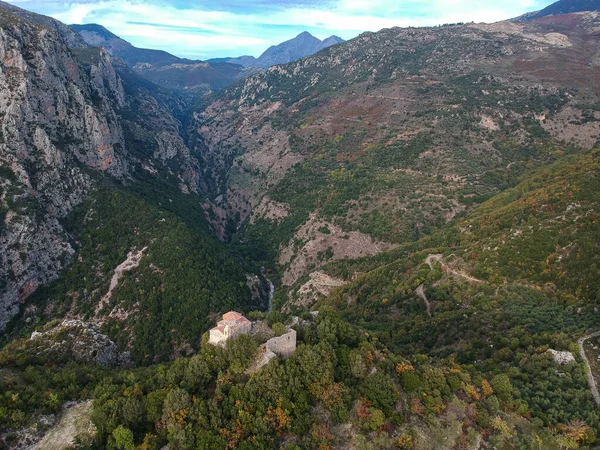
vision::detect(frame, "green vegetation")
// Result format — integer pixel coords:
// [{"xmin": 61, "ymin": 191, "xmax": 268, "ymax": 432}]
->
[
  {"xmin": 3, "ymin": 9, "xmax": 600, "ymax": 449},
  {"xmin": 9, "ymin": 185, "xmax": 262, "ymax": 365},
  {"xmin": 2, "ymin": 312, "xmax": 594, "ymax": 449},
  {"xmin": 313, "ymin": 148, "xmax": 600, "ymax": 446}
]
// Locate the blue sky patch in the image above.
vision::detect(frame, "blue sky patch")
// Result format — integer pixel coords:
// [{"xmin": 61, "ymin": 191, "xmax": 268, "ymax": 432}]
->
[{"xmin": 5, "ymin": 0, "xmax": 554, "ymax": 60}]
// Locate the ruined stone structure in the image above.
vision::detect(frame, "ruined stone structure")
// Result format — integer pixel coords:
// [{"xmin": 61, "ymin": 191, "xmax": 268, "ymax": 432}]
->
[
  {"xmin": 208, "ymin": 311, "xmax": 252, "ymax": 346},
  {"xmin": 265, "ymin": 329, "xmax": 297, "ymax": 358}
]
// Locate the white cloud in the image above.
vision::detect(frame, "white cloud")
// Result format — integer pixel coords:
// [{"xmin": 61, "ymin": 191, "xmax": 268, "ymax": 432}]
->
[{"xmin": 4, "ymin": 0, "xmax": 553, "ymax": 59}]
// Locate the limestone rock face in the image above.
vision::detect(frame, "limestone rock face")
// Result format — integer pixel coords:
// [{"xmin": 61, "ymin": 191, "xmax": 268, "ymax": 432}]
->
[
  {"xmin": 0, "ymin": 4, "xmax": 206, "ymax": 331},
  {"xmin": 0, "ymin": 14, "xmax": 124, "ymax": 331},
  {"xmin": 547, "ymin": 349, "xmax": 576, "ymax": 365}
]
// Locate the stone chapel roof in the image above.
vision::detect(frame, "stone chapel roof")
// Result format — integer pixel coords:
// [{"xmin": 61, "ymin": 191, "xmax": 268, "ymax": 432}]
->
[{"xmin": 222, "ymin": 311, "xmax": 246, "ymax": 322}]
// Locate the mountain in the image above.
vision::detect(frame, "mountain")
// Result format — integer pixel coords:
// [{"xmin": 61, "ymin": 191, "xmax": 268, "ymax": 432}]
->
[
  {"xmin": 0, "ymin": 0, "xmax": 85, "ymax": 48},
  {"xmin": 0, "ymin": 2, "xmax": 266, "ymax": 361},
  {"xmin": 516, "ymin": 0, "xmax": 600, "ymax": 20},
  {"xmin": 208, "ymin": 31, "xmax": 345, "ymax": 68},
  {"xmin": 217, "ymin": 54, "xmax": 260, "ymax": 67},
  {"xmin": 3, "ymin": 2, "xmax": 600, "ymax": 449},
  {"xmin": 70, "ymin": 23, "xmax": 182, "ymax": 67},
  {"xmin": 70, "ymin": 23, "xmax": 251, "ymax": 93},
  {"xmin": 191, "ymin": 13, "xmax": 600, "ymax": 297}
]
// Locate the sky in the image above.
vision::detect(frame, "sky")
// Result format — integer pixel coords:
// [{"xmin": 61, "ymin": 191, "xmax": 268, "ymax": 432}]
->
[{"xmin": 5, "ymin": 0, "xmax": 555, "ymax": 60}]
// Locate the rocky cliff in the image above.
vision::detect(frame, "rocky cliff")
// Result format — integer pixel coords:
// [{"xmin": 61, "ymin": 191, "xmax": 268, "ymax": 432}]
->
[
  {"xmin": 0, "ymin": 3, "xmax": 207, "ymax": 333},
  {"xmin": 28, "ymin": 319, "xmax": 132, "ymax": 366}
]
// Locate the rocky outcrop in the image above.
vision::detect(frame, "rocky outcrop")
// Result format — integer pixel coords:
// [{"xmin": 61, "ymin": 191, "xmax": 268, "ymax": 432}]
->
[
  {"xmin": 286, "ymin": 271, "xmax": 347, "ymax": 311},
  {"xmin": 29, "ymin": 320, "xmax": 132, "ymax": 367},
  {"xmin": 547, "ymin": 349, "xmax": 576, "ymax": 364}
]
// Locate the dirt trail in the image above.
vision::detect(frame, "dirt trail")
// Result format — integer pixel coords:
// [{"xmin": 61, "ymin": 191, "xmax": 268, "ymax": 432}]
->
[
  {"xmin": 425, "ymin": 253, "xmax": 483, "ymax": 283},
  {"xmin": 416, "ymin": 254, "xmax": 484, "ymax": 317},
  {"xmin": 415, "ymin": 284, "xmax": 432, "ymax": 317},
  {"xmin": 416, "ymin": 254, "xmax": 442, "ymax": 317},
  {"xmin": 425, "ymin": 254, "xmax": 443, "ymax": 270},
  {"xmin": 578, "ymin": 331, "xmax": 600, "ymax": 405}
]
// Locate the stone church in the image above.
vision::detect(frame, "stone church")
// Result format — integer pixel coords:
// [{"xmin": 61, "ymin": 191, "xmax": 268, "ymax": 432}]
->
[{"xmin": 208, "ymin": 311, "xmax": 252, "ymax": 346}]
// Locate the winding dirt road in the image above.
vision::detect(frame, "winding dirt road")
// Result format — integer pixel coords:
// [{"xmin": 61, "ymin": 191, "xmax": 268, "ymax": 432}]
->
[
  {"xmin": 578, "ymin": 331, "xmax": 600, "ymax": 406},
  {"xmin": 416, "ymin": 254, "xmax": 484, "ymax": 317},
  {"xmin": 425, "ymin": 254, "xmax": 483, "ymax": 283}
]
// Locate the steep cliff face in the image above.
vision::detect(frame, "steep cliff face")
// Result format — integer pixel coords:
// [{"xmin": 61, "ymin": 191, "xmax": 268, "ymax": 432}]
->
[
  {"xmin": 0, "ymin": 10, "xmax": 127, "ymax": 331},
  {"xmin": 0, "ymin": 5, "xmax": 207, "ymax": 332}
]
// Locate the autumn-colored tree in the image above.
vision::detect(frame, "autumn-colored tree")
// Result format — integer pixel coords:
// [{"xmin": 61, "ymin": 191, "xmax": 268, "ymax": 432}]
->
[
  {"xmin": 267, "ymin": 398, "xmax": 291, "ymax": 435},
  {"xmin": 410, "ymin": 397, "xmax": 423, "ymax": 416},
  {"xmin": 464, "ymin": 384, "xmax": 481, "ymax": 401},
  {"xmin": 397, "ymin": 432, "xmax": 414, "ymax": 450},
  {"xmin": 356, "ymin": 398, "xmax": 372, "ymax": 419},
  {"xmin": 311, "ymin": 423, "xmax": 334, "ymax": 445},
  {"xmin": 396, "ymin": 361, "xmax": 415, "ymax": 375},
  {"xmin": 559, "ymin": 420, "xmax": 596, "ymax": 445},
  {"xmin": 481, "ymin": 379, "xmax": 494, "ymax": 397},
  {"xmin": 492, "ymin": 416, "xmax": 514, "ymax": 439}
]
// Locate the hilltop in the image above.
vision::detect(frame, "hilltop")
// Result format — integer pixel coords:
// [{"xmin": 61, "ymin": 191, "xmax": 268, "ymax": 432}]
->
[{"xmin": 516, "ymin": 0, "xmax": 600, "ymax": 20}]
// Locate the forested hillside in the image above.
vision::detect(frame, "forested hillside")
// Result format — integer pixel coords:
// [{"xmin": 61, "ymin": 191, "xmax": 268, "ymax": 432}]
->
[
  {"xmin": 192, "ymin": 11, "xmax": 600, "ymax": 309},
  {"xmin": 2, "ymin": 0, "xmax": 600, "ymax": 448},
  {"xmin": 322, "ymin": 147, "xmax": 600, "ymax": 349},
  {"xmin": 2, "ymin": 308, "xmax": 598, "ymax": 449},
  {"xmin": 8, "ymin": 184, "xmax": 265, "ymax": 365}
]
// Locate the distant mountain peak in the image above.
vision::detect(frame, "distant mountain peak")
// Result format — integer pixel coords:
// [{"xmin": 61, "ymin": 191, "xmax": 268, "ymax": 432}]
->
[
  {"xmin": 214, "ymin": 31, "xmax": 345, "ymax": 69},
  {"xmin": 321, "ymin": 35, "xmax": 345, "ymax": 46}
]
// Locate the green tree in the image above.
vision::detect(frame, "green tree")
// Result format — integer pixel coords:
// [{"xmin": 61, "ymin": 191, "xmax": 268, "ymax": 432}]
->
[
  {"xmin": 184, "ymin": 354, "xmax": 213, "ymax": 391},
  {"xmin": 491, "ymin": 374, "xmax": 513, "ymax": 403},
  {"xmin": 112, "ymin": 425, "xmax": 135, "ymax": 450},
  {"xmin": 144, "ymin": 389, "xmax": 167, "ymax": 424},
  {"xmin": 121, "ymin": 397, "xmax": 144, "ymax": 429},
  {"xmin": 361, "ymin": 373, "xmax": 399, "ymax": 413},
  {"xmin": 368, "ymin": 408, "xmax": 386, "ymax": 431},
  {"xmin": 272, "ymin": 323, "xmax": 287, "ymax": 337}
]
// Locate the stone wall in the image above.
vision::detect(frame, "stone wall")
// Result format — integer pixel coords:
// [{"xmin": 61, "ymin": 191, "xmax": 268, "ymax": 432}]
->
[
  {"xmin": 266, "ymin": 329, "xmax": 296, "ymax": 358},
  {"xmin": 231, "ymin": 322, "xmax": 252, "ymax": 338}
]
